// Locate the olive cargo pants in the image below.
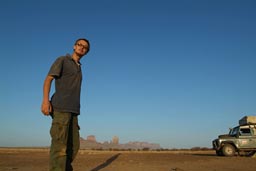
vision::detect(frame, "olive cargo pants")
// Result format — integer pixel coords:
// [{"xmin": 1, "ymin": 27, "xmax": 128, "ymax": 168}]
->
[{"xmin": 49, "ymin": 112, "xmax": 80, "ymax": 171}]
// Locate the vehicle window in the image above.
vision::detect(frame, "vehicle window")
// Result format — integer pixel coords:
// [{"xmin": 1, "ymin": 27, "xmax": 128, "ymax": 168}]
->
[
  {"xmin": 229, "ymin": 127, "xmax": 239, "ymax": 136},
  {"xmin": 239, "ymin": 128, "xmax": 251, "ymax": 136}
]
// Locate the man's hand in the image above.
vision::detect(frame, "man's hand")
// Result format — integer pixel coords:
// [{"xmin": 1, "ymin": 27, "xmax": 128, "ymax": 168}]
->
[
  {"xmin": 41, "ymin": 101, "xmax": 52, "ymax": 116},
  {"xmin": 41, "ymin": 75, "xmax": 54, "ymax": 116}
]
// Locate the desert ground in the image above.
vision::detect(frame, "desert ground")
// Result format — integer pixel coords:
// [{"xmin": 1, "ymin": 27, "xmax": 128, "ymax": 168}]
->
[{"xmin": 0, "ymin": 148, "xmax": 256, "ymax": 171}]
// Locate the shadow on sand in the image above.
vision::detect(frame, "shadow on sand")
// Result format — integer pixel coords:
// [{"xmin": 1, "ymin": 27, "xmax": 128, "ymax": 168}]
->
[{"xmin": 90, "ymin": 153, "xmax": 121, "ymax": 171}]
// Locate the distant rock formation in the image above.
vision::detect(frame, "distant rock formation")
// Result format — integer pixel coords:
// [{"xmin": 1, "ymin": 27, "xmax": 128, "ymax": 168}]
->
[
  {"xmin": 86, "ymin": 135, "xmax": 96, "ymax": 142},
  {"xmin": 111, "ymin": 136, "xmax": 119, "ymax": 144},
  {"xmin": 80, "ymin": 136, "xmax": 161, "ymax": 150}
]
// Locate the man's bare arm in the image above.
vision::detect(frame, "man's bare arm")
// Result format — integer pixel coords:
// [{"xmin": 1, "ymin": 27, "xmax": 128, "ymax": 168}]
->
[{"xmin": 41, "ymin": 75, "xmax": 54, "ymax": 115}]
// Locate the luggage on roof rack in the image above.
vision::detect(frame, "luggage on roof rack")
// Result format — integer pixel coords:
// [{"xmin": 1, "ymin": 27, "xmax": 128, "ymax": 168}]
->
[{"xmin": 239, "ymin": 116, "xmax": 256, "ymax": 125}]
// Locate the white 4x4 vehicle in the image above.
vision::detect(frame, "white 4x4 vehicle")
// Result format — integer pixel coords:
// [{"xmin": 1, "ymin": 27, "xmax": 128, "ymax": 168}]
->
[{"xmin": 212, "ymin": 116, "xmax": 256, "ymax": 156}]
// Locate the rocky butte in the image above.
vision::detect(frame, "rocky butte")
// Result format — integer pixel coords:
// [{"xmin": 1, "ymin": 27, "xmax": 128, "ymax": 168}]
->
[{"xmin": 80, "ymin": 135, "xmax": 161, "ymax": 150}]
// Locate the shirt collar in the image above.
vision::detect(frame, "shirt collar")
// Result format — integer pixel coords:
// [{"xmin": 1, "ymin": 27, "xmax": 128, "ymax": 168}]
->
[{"xmin": 67, "ymin": 53, "xmax": 82, "ymax": 65}]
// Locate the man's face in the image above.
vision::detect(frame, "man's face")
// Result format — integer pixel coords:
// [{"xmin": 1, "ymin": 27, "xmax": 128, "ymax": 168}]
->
[{"xmin": 74, "ymin": 40, "xmax": 89, "ymax": 57}]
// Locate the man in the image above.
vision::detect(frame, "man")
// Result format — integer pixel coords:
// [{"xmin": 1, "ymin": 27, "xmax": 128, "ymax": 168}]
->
[{"xmin": 41, "ymin": 38, "xmax": 90, "ymax": 171}]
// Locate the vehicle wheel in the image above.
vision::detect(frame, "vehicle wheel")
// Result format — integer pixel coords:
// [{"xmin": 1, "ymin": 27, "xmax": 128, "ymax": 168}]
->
[
  {"xmin": 216, "ymin": 150, "xmax": 223, "ymax": 156},
  {"xmin": 222, "ymin": 144, "xmax": 235, "ymax": 157}
]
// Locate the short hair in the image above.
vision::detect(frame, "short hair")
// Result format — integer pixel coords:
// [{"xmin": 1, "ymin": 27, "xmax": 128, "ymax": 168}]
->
[{"xmin": 74, "ymin": 38, "xmax": 90, "ymax": 54}]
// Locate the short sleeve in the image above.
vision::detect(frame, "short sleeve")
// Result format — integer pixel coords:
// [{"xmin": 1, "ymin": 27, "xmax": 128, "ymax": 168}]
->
[{"xmin": 48, "ymin": 57, "xmax": 64, "ymax": 78}]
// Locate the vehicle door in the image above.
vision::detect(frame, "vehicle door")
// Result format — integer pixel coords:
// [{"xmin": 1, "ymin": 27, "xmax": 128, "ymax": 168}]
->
[
  {"xmin": 237, "ymin": 128, "xmax": 255, "ymax": 148},
  {"xmin": 250, "ymin": 127, "xmax": 256, "ymax": 148}
]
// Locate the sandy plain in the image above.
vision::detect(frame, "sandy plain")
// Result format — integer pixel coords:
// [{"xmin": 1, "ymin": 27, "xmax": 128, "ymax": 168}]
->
[{"xmin": 0, "ymin": 148, "xmax": 256, "ymax": 171}]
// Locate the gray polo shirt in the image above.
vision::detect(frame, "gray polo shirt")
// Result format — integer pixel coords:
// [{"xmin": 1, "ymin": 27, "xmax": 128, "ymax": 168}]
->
[{"xmin": 48, "ymin": 54, "xmax": 82, "ymax": 114}]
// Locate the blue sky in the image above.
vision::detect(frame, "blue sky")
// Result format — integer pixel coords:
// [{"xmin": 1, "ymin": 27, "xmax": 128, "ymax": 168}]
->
[{"xmin": 0, "ymin": 0, "xmax": 256, "ymax": 148}]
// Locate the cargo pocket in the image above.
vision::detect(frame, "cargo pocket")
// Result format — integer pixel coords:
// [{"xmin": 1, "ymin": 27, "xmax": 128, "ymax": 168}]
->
[{"xmin": 50, "ymin": 116, "xmax": 70, "ymax": 144}]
